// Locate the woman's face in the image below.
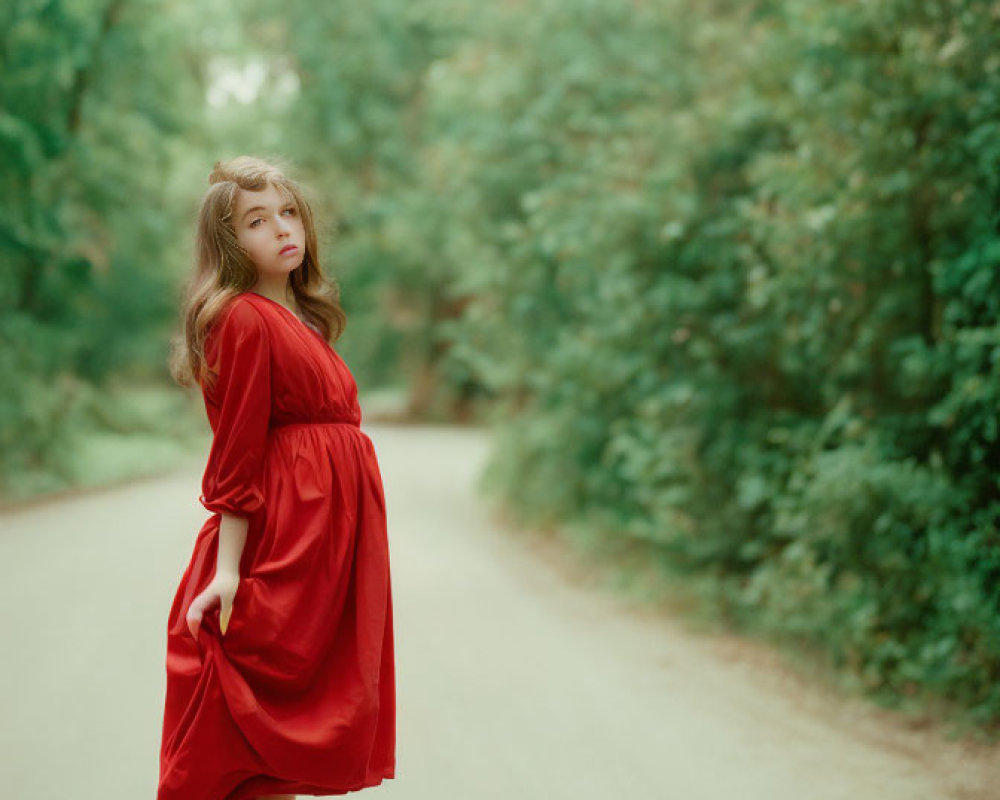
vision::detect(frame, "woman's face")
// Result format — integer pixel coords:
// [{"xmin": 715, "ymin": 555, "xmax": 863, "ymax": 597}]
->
[{"xmin": 232, "ymin": 183, "xmax": 305, "ymax": 279}]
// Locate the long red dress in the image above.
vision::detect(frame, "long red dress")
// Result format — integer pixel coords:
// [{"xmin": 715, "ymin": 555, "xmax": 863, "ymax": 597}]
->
[{"xmin": 158, "ymin": 291, "xmax": 395, "ymax": 800}]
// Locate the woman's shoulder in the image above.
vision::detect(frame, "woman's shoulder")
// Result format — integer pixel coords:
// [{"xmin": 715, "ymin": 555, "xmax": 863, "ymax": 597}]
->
[
  {"xmin": 207, "ymin": 293, "xmax": 272, "ymax": 346},
  {"xmin": 221, "ymin": 292, "xmax": 273, "ymax": 324}
]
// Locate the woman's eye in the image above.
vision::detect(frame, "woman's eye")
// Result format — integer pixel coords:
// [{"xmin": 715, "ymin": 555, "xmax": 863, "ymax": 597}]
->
[{"xmin": 248, "ymin": 208, "xmax": 293, "ymax": 227}]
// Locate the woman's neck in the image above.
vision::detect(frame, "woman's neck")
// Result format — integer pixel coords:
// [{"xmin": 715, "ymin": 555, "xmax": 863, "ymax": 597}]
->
[{"xmin": 251, "ymin": 277, "xmax": 296, "ymax": 313}]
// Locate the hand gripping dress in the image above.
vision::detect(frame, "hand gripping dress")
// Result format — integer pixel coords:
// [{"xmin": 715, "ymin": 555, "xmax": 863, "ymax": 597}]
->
[{"xmin": 158, "ymin": 291, "xmax": 395, "ymax": 800}]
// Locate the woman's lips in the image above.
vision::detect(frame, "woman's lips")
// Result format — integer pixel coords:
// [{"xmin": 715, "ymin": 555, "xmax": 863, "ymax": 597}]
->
[{"xmin": 280, "ymin": 245, "xmax": 299, "ymax": 255}]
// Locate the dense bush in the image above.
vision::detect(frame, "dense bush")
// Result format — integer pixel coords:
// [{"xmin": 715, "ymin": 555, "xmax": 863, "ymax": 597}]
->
[
  {"xmin": 416, "ymin": 0, "xmax": 1000, "ymax": 726},
  {"xmin": 0, "ymin": 0, "xmax": 210, "ymax": 487}
]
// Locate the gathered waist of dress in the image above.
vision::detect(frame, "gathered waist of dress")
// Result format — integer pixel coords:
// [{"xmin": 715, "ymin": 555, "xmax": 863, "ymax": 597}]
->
[{"xmin": 269, "ymin": 418, "xmax": 361, "ymax": 433}]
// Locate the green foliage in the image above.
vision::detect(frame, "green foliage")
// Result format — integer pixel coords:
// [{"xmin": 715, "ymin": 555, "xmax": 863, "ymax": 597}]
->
[
  {"xmin": 418, "ymin": 0, "xmax": 1000, "ymax": 727},
  {"xmin": 0, "ymin": 0, "xmax": 213, "ymax": 486}
]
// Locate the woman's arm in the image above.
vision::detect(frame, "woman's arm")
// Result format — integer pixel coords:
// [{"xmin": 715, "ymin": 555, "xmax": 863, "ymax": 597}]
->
[
  {"xmin": 188, "ymin": 299, "xmax": 271, "ymax": 639},
  {"xmin": 216, "ymin": 512, "xmax": 249, "ymax": 577},
  {"xmin": 199, "ymin": 300, "xmax": 272, "ymax": 518},
  {"xmin": 187, "ymin": 514, "xmax": 249, "ymax": 639}
]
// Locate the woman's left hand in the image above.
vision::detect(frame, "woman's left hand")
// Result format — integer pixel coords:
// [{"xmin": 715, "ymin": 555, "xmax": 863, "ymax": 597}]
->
[{"xmin": 186, "ymin": 570, "xmax": 240, "ymax": 639}]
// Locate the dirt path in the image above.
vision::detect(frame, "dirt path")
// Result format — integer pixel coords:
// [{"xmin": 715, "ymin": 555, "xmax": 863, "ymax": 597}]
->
[{"xmin": 0, "ymin": 423, "xmax": 996, "ymax": 799}]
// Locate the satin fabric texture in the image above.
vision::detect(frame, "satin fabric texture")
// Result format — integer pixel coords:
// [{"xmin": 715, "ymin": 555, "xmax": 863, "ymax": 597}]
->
[{"xmin": 158, "ymin": 292, "xmax": 396, "ymax": 799}]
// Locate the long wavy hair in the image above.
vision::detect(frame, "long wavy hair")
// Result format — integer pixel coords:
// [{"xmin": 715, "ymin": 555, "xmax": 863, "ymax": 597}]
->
[{"xmin": 168, "ymin": 155, "xmax": 348, "ymax": 389}]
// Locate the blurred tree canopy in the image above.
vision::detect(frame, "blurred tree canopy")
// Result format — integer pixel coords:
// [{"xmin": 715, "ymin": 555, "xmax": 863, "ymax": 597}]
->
[
  {"xmin": 2, "ymin": 0, "xmax": 999, "ymax": 728},
  {"xmin": 422, "ymin": 0, "xmax": 1000, "ymax": 727},
  {"xmin": 1, "ymin": 0, "xmax": 218, "ymax": 485}
]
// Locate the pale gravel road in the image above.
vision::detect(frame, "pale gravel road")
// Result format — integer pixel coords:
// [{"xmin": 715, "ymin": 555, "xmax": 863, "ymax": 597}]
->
[{"xmin": 0, "ymin": 423, "xmax": 997, "ymax": 800}]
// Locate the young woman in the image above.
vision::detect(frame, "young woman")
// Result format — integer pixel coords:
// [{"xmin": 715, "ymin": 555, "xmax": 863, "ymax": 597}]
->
[{"xmin": 159, "ymin": 155, "xmax": 396, "ymax": 800}]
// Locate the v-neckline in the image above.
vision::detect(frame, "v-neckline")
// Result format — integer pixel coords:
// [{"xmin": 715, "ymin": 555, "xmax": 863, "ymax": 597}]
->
[{"xmin": 244, "ymin": 290, "xmax": 338, "ymax": 355}]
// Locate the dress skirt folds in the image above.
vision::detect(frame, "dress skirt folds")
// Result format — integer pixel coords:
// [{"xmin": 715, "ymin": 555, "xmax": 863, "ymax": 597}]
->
[{"xmin": 157, "ymin": 292, "xmax": 395, "ymax": 799}]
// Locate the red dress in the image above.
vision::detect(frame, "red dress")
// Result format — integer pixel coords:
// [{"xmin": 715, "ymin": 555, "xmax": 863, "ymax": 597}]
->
[{"xmin": 158, "ymin": 291, "xmax": 395, "ymax": 800}]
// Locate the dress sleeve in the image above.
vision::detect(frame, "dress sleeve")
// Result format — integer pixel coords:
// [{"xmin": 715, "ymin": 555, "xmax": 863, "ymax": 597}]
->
[{"xmin": 198, "ymin": 299, "xmax": 272, "ymax": 518}]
